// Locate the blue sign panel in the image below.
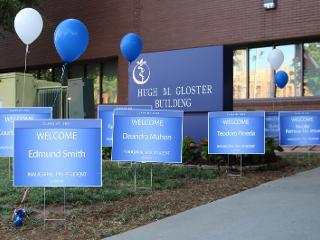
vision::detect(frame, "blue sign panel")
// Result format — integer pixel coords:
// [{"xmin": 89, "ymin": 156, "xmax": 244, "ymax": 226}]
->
[
  {"xmin": 265, "ymin": 112, "xmax": 279, "ymax": 139},
  {"xmin": 208, "ymin": 111, "xmax": 265, "ymax": 154},
  {"xmin": 14, "ymin": 119, "xmax": 102, "ymax": 187},
  {"xmin": 98, "ymin": 105, "xmax": 152, "ymax": 147},
  {"xmin": 279, "ymin": 111, "xmax": 320, "ymax": 146},
  {"xmin": 128, "ymin": 46, "xmax": 233, "ymax": 113},
  {"xmin": 112, "ymin": 110, "xmax": 183, "ymax": 163},
  {"xmin": 0, "ymin": 107, "xmax": 52, "ymax": 157}
]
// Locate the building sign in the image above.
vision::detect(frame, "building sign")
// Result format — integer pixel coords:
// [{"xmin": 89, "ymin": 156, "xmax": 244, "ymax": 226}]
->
[
  {"xmin": 112, "ymin": 109, "xmax": 183, "ymax": 163},
  {"xmin": 208, "ymin": 111, "xmax": 265, "ymax": 154},
  {"xmin": 98, "ymin": 105, "xmax": 152, "ymax": 147},
  {"xmin": 279, "ymin": 111, "xmax": 320, "ymax": 146},
  {"xmin": 14, "ymin": 119, "xmax": 102, "ymax": 187},
  {"xmin": 0, "ymin": 107, "xmax": 52, "ymax": 157},
  {"xmin": 265, "ymin": 112, "xmax": 279, "ymax": 140},
  {"xmin": 128, "ymin": 46, "xmax": 233, "ymax": 113}
]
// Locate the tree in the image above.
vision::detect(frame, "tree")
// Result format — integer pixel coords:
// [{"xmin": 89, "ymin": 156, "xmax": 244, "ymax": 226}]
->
[{"xmin": 0, "ymin": 0, "xmax": 40, "ymax": 33}]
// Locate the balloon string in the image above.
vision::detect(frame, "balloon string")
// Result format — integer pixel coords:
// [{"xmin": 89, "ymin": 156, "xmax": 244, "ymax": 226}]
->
[
  {"xmin": 52, "ymin": 63, "xmax": 67, "ymax": 108},
  {"xmin": 22, "ymin": 44, "xmax": 29, "ymax": 106},
  {"xmin": 12, "ymin": 188, "xmax": 30, "ymax": 220}
]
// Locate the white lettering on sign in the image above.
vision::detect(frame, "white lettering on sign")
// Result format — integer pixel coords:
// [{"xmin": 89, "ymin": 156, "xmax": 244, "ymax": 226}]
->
[
  {"xmin": 217, "ymin": 130, "xmax": 255, "ymax": 137},
  {"xmin": 5, "ymin": 116, "xmax": 33, "ymax": 123},
  {"xmin": 131, "ymin": 119, "xmax": 164, "ymax": 127},
  {"xmin": 28, "ymin": 150, "xmax": 86, "ymax": 158},
  {"xmin": 222, "ymin": 118, "xmax": 249, "ymax": 125},
  {"xmin": 122, "ymin": 133, "xmax": 172, "ymax": 141},
  {"xmin": 291, "ymin": 116, "xmax": 313, "ymax": 122},
  {"xmin": 36, "ymin": 131, "xmax": 78, "ymax": 141},
  {"xmin": 175, "ymin": 85, "xmax": 213, "ymax": 95},
  {"xmin": 154, "ymin": 98, "xmax": 191, "ymax": 109},
  {"xmin": 137, "ymin": 88, "xmax": 158, "ymax": 97},
  {"xmin": 0, "ymin": 130, "xmax": 13, "ymax": 136}
]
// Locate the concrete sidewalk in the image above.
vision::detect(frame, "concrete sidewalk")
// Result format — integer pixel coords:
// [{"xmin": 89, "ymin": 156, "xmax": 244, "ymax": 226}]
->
[{"xmin": 105, "ymin": 167, "xmax": 320, "ymax": 240}]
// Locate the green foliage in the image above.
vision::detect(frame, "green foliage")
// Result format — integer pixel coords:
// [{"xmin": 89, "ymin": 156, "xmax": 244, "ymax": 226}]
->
[
  {"xmin": 0, "ymin": 0, "xmax": 40, "ymax": 33},
  {"xmin": 199, "ymin": 138, "xmax": 225, "ymax": 166},
  {"xmin": 102, "ymin": 147, "xmax": 112, "ymax": 160},
  {"xmin": 182, "ymin": 136, "xmax": 201, "ymax": 164},
  {"xmin": 242, "ymin": 137, "xmax": 282, "ymax": 165}
]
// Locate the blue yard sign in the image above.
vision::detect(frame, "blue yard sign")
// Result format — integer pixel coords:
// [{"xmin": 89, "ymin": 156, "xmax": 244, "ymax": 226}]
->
[
  {"xmin": 112, "ymin": 109, "xmax": 183, "ymax": 163},
  {"xmin": 208, "ymin": 111, "xmax": 265, "ymax": 154},
  {"xmin": 14, "ymin": 119, "xmax": 102, "ymax": 187},
  {"xmin": 98, "ymin": 105, "xmax": 152, "ymax": 147},
  {"xmin": 265, "ymin": 112, "xmax": 279, "ymax": 140},
  {"xmin": 279, "ymin": 111, "xmax": 320, "ymax": 146},
  {"xmin": 0, "ymin": 107, "xmax": 52, "ymax": 157}
]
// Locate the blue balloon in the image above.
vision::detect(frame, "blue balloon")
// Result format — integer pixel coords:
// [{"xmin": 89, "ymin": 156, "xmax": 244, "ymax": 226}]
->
[
  {"xmin": 275, "ymin": 70, "xmax": 289, "ymax": 88},
  {"xmin": 15, "ymin": 209, "xmax": 26, "ymax": 218},
  {"xmin": 13, "ymin": 216, "xmax": 23, "ymax": 227},
  {"xmin": 120, "ymin": 33, "xmax": 143, "ymax": 62},
  {"xmin": 54, "ymin": 19, "xmax": 89, "ymax": 63}
]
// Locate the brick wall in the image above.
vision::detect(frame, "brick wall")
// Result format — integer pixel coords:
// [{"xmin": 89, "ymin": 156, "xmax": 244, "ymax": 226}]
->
[{"xmin": 0, "ymin": 0, "xmax": 320, "ymax": 106}]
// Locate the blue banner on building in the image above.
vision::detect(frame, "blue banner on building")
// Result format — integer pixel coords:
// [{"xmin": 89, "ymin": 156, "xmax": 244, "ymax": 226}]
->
[
  {"xmin": 265, "ymin": 112, "xmax": 279, "ymax": 140},
  {"xmin": 0, "ymin": 107, "xmax": 52, "ymax": 157},
  {"xmin": 208, "ymin": 111, "xmax": 265, "ymax": 154},
  {"xmin": 14, "ymin": 119, "xmax": 102, "ymax": 187},
  {"xmin": 128, "ymin": 46, "xmax": 232, "ymax": 112},
  {"xmin": 112, "ymin": 109, "xmax": 183, "ymax": 163},
  {"xmin": 279, "ymin": 111, "xmax": 320, "ymax": 146},
  {"xmin": 98, "ymin": 105, "xmax": 152, "ymax": 147}
]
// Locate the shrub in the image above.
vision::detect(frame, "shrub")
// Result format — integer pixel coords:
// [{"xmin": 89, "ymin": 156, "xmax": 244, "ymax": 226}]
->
[
  {"xmin": 182, "ymin": 136, "xmax": 282, "ymax": 166},
  {"xmin": 182, "ymin": 136, "xmax": 201, "ymax": 164},
  {"xmin": 200, "ymin": 138, "xmax": 224, "ymax": 167},
  {"xmin": 242, "ymin": 137, "xmax": 282, "ymax": 165},
  {"xmin": 102, "ymin": 147, "xmax": 112, "ymax": 160}
]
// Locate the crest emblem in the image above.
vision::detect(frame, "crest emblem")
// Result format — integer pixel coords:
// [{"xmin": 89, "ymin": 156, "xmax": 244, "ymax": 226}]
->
[{"xmin": 132, "ymin": 59, "xmax": 150, "ymax": 85}]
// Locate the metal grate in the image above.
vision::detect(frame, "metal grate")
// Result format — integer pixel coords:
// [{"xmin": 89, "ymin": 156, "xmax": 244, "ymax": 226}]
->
[{"xmin": 36, "ymin": 86, "xmax": 68, "ymax": 119}]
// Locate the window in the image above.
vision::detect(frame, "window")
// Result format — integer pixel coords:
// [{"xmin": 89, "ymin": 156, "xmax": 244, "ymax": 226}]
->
[
  {"xmin": 304, "ymin": 42, "xmax": 320, "ymax": 96},
  {"xmin": 276, "ymin": 44, "xmax": 302, "ymax": 97},
  {"xmin": 39, "ymin": 68, "xmax": 54, "ymax": 81},
  {"xmin": 102, "ymin": 59, "xmax": 118, "ymax": 104},
  {"xmin": 69, "ymin": 64, "xmax": 84, "ymax": 79},
  {"xmin": 31, "ymin": 58, "xmax": 118, "ymax": 105},
  {"xmin": 234, "ymin": 42, "xmax": 320, "ymax": 100},
  {"xmin": 87, "ymin": 63, "xmax": 100, "ymax": 104},
  {"xmin": 233, "ymin": 49, "xmax": 247, "ymax": 99},
  {"xmin": 249, "ymin": 47, "xmax": 273, "ymax": 98}
]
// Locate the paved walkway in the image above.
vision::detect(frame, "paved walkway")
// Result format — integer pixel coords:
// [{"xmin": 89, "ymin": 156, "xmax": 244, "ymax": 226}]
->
[{"xmin": 105, "ymin": 167, "xmax": 320, "ymax": 240}]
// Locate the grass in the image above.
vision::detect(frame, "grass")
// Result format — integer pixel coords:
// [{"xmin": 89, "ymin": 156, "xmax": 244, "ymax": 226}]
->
[{"xmin": 0, "ymin": 158, "xmax": 220, "ymax": 222}]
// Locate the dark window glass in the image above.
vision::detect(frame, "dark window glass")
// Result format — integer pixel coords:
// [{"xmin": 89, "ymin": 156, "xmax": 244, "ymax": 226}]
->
[{"xmin": 69, "ymin": 64, "xmax": 84, "ymax": 79}]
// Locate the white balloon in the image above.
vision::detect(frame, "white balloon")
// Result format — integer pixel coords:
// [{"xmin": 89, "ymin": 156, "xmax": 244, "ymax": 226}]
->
[
  {"xmin": 14, "ymin": 8, "xmax": 43, "ymax": 45},
  {"xmin": 267, "ymin": 49, "xmax": 284, "ymax": 70}
]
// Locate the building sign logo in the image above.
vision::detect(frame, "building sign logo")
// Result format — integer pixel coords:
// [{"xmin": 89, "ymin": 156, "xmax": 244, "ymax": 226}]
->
[{"xmin": 133, "ymin": 59, "xmax": 150, "ymax": 85}]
